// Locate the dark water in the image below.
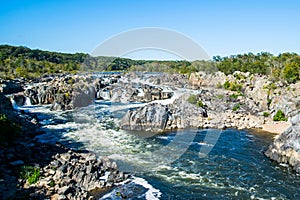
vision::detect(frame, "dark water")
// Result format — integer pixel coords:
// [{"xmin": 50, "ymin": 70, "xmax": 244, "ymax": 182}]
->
[
  {"xmin": 20, "ymin": 102, "xmax": 300, "ymax": 200},
  {"xmin": 137, "ymin": 129, "xmax": 300, "ymax": 200}
]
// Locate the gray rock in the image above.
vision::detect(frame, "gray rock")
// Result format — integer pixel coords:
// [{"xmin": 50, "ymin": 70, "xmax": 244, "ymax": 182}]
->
[
  {"xmin": 265, "ymin": 114, "xmax": 300, "ymax": 172},
  {"xmin": 120, "ymin": 103, "xmax": 171, "ymax": 132}
]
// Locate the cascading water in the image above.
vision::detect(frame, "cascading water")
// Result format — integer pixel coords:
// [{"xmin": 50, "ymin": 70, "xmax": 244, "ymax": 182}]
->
[
  {"xmin": 24, "ymin": 96, "xmax": 32, "ymax": 106},
  {"xmin": 19, "ymin": 99, "xmax": 300, "ymax": 200}
]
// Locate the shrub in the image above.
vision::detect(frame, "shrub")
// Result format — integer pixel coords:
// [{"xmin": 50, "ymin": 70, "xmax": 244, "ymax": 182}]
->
[
  {"xmin": 187, "ymin": 94, "xmax": 198, "ymax": 105},
  {"xmin": 283, "ymin": 62, "xmax": 300, "ymax": 84},
  {"xmin": 187, "ymin": 94, "xmax": 205, "ymax": 108},
  {"xmin": 273, "ymin": 110, "xmax": 287, "ymax": 121},
  {"xmin": 234, "ymin": 73, "xmax": 246, "ymax": 80},
  {"xmin": 20, "ymin": 166, "xmax": 41, "ymax": 184},
  {"xmin": 67, "ymin": 78, "xmax": 75, "ymax": 85},
  {"xmin": 263, "ymin": 112, "xmax": 270, "ymax": 117},
  {"xmin": 223, "ymin": 80, "xmax": 242, "ymax": 92},
  {"xmin": 223, "ymin": 80, "xmax": 231, "ymax": 90},
  {"xmin": 230, "ymin": 93, "xmax": 239, "ymax": 99},
  {"xmin": 216, "ymin": 94, "xmax": 224, "ymax": 99},
  {"xmin": 232, "ymin": 103, "xmax": 240, "ymax": 111},
  {"xmin": 196, "ymin": 100, "xmax": 204, "ymax": 108}
]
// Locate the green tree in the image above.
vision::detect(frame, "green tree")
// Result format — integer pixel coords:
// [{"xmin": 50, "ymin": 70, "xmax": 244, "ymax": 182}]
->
[
  {"xmin": 15, "ymin": 66, "xmax": 28, "ymax": 77},
  {"xmin": 283, "ymin": 62, "xmax": 300, "ymax": 83}
]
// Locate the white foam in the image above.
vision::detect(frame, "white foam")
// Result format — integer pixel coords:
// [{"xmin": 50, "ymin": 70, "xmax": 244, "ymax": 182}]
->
[
  {"xmin": 157, "ymin": 136, "xmax": 169, "ymax": 140},
  {"xmin": 196, "ymin": 142, "xmax": 214, "ymax": 147},
  {"xmin": 24, "ymin": 97, "xmax": 32, "ymax": 106},
  {"xmin": 132, "ymin": 177, "xmax": 162, "ymax": 200},
  {"xmin": 43, "ymin": 122, "xmax": 78, "ymax": 130},
  {"xmin": 11, "ymin": 99, "xmax": 20, "ymax": 110},
  {"xmin": 137, "ymin": 87, "xmax": 145, "ymax": 97}
]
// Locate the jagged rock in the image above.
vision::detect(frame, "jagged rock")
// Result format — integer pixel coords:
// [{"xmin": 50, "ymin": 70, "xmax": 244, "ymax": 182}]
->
[
  {"xmin": 265, "ymin": 114, "xmax": 300, "ymax": 172},
  {"xmin": 40, "ymin": 149, "xmax": 128, "ymax": 199},
  {"xmin": 120, "ymin": 103, "xmax": 172, "ymax": 132}
]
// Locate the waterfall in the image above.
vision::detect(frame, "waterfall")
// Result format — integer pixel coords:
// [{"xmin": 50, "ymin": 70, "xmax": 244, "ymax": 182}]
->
[
  {"xmin": 24, "ymin": 97, "xmax": 32, "ymax": 106},
  {"xmin": 100, "ymin": 90, "xmax": 110, "ymax": 100},
  {"xmin": 10, "ymin": 98, "xmax": 20, "ymax": 110}
]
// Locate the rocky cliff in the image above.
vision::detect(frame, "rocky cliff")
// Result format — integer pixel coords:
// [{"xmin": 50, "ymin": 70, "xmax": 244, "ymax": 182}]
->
[{"xmin": 265, "ymin": 114, "xmax": 300, "ymax": 172}]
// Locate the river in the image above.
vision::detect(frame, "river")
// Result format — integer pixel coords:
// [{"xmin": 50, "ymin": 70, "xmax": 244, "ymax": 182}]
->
[{"xmin": 13, "ymin": 98, "xmax": 300, "ymax": 200}]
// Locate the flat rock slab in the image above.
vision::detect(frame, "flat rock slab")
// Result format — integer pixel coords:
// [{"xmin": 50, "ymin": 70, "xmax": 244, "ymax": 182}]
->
[{"xmin": 262, "ymin": 122, "xmax": 291, "ymax": 134}]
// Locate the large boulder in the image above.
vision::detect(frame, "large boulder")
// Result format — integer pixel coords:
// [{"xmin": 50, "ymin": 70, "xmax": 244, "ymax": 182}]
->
[
  {"xmin": 12, "ymin": 94, "xmax": 26, "ymax": 107},
  {"xmin": 265, "ymin": 114, "xmax": 300, "ymax": 172},
  {"xmin": 0, "ymin": 80, "xmax": 24, "ymax": 95},
  {"xmin": 120, "ymin": 103, "xmax": 172, "ymax": 132}
]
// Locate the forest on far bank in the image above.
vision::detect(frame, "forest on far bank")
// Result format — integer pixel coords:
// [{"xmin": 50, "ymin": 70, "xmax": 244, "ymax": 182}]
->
[{"xmin": 0, "ymin": 45, "xmax": 299, "ymax": 83}]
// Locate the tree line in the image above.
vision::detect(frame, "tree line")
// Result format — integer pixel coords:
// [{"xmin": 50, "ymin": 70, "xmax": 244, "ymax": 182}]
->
[{"xmin": 0, "ymin": 45, "xmax": 299, "ymax": 83}]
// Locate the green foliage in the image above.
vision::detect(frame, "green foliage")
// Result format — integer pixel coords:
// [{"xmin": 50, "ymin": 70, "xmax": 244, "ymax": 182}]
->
[
  {"xmin": 15, "ymin": 66, "xmax": 28, "ymax": 77},
  {"xmin": 223, "ymin": 80, "xmax": 231, "ymax": 90},
  {"xmin": 196, "ymin": 100, "xmax": 204, "ymax": 108},
  {"xmin": 232, "ymin": 103, "xmax": 240, "ymax": 111},
  {"xmin": 263, "ymin": 112, "xmax": 270, "ymax": 117},
  {"xmin": 273, "ymin": 110, "xmax": 287, "ymax": 121},
  {"xmin": 0, "ymin": 114, "xmax": 21, "ymax": 144},
  {"xmin": 104, "ymin": 120, "xmax": 120, "ymax": 131},
  {"xmin": 229, "ymin": 93, "xmax": 243, "ymax": 99},
  {"xmin": 267, "ymin": 98, "xmax": 272, "ymax": 107},
  {"xmin": 216, "ymin": 94, "xmax": 224, "ymax": 99},
  {"xmin": 20, "ymin": 166, "xmax": 40, "ymax": 184},
  {"xmin": 187, "ymin": 94, "xmax": 204, "ymax": 108},
  {"xmin": 215, "ymin": 52, "xmax": 300, "ymax": 83},
  {"xmin": 49, "ymin": 180, "xmax": 55, "ymax": 187},
  {"xmin": 223, "ymin": 80, "xmax": 242, "ymax": 92},
  {"xmin": 234, "ymin": 73, "xmax": 246, "ymax": 80},
  {"xmin": 283, "ymin": 62, "xmax": 300, "ymax": 83},
  {"xmin": 67, "ymin": 78, "xmax": 75, "ymax": 85},
  {"xmin": 1, "ymin": 45, "xmax": 300, "ymax": 83},
  {"xmin": 187, "ymin": 94, "xmax": 198, "ymax": 105}
]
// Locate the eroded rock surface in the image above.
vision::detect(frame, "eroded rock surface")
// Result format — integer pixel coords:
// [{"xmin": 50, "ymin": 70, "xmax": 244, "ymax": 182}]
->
[
  {"xmin": 120, "ymin": 103, "xmax": 172, "ymax": 132},
  {"xmin": 265, "ymin": 114, "xmax": 300, "ymax": 172}
]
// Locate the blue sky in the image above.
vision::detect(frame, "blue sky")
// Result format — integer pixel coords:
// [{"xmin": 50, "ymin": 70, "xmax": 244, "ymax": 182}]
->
[{"xmin": 0, "ymin": 0, "xmax": 300, "ymax": 59}]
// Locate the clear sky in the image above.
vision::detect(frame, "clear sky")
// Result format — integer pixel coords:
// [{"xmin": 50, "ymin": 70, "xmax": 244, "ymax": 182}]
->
[{"xmin": 0, "ymin": 0, "xmax": 300, "ymax": 59}]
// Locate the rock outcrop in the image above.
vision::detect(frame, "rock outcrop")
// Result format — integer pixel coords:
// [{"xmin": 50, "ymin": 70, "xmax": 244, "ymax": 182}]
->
[
  {"xmin": 120, "ymin": 103, "xmax": 172, "ymax": 132},
  {"xmin": 265, "ymin": 114, "xmax": 300, "ymax": 172},
  {"xmin": 0, "ymin": 79, "xmax": 24, "ymax": 95},
  {"xmin": 31, "ymin": 149, "xmax": 128, "ymax": 200}
]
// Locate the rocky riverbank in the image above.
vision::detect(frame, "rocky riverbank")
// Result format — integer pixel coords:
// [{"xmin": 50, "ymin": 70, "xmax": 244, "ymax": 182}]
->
[
  {"xmin": 119, "ymin": 71, "xmax": 299, "ymax": 132},
  {"xmin": 117, "ymin": 72, "xmax": 300, "ymax": 172},
  {"xmin": 0, "ymin": 92, "xmax": 128, "ymax": 200},
  {"xmin": 2, "ymin": 70, "xmax": 300, "ymax": 187},
  {"xmin": 265, "ymin": 114, "xmax": 300, "ymax": 172}
]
